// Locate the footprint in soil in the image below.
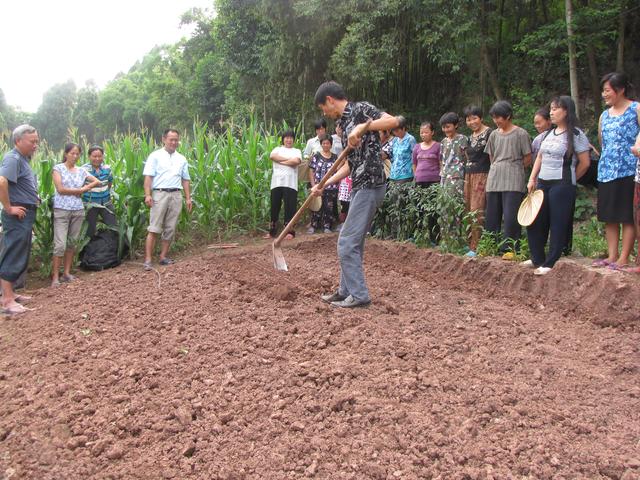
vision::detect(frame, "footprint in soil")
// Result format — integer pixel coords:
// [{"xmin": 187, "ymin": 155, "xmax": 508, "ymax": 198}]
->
[{"xmin": 271, "ymin": 285, "xmax": 298, "ymax": 301}]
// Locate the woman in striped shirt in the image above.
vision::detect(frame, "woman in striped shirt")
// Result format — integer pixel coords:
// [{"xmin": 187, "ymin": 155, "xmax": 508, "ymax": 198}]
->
[{"xmin": 82, "ymin": 145, "xmax": 118, "ymax": 238}]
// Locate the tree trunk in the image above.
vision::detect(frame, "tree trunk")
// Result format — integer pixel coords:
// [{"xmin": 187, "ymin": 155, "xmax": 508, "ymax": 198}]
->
[
  {"xmin": 586, "ymin": 42, "xmax": 601, "ymax": 120},
  {"xmin": 565, "ymin": 0, "xmax": 580, "ymax": 117},
  {"xmin": 616, "ymin": 0, "xmax": 626, "ymax": 72},
  {"xmin": 481, "ymin": 0, "xmax": 503, "ymax": 101}
]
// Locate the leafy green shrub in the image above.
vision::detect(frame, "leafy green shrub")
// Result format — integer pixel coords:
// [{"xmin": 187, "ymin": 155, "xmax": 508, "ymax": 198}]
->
[
  {"xmin": 477, "ymin": 230, "xmax": 502, "ymax": 257},
  {"xmin": 372, "ymin": 182, "xmax": 438, "ymax": 244},
  {"xmin": 573, "ymin": 216, "xmax": 608, "ymax": 258}
]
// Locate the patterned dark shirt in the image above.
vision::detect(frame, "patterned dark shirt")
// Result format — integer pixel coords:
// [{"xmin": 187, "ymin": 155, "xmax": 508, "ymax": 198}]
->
[
  {"xmin": 309, "ymin": 152, "xmax": 338, "ymax": 190},
  {"xmin": 340, "ymin": 102, "xmax": 384, "ymax": 191}
]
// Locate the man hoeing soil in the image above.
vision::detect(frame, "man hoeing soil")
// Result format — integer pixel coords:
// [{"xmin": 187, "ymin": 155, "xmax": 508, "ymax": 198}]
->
[{"xmin": 311, "ymin": 81, "xmax": 400, "ymax": 308}]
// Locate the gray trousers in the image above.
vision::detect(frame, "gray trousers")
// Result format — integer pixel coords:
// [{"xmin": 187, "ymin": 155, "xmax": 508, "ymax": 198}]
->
[{"xmin": 337, "ymin": 185, "xmax": 386, "ymax": 302}]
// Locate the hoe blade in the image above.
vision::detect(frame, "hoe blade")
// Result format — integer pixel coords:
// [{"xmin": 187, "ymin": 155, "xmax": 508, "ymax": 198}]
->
[{"xmin": 272, "ymin": 243, "xmax": 288, "ymax": 271}]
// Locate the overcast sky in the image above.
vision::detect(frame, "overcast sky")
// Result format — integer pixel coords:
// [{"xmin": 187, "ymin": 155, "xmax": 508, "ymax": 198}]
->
[{"xmin": 1, "ymin": 0, "xmax": 212, "ymax": 112}]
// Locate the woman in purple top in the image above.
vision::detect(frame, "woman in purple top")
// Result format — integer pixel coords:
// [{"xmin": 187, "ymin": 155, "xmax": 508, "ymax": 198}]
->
[
  {"xmin": 412, "ymin": 121, "xmax": 441, "ymax": 244},
  {"xmin": 412, "ymin": 121, "xmax": 440, "ymax": 186}
]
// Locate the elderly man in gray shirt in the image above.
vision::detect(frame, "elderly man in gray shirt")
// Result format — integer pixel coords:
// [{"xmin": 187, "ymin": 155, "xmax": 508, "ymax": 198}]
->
[{"xmin": 0, "ymin": 125, "xmax": 40, "ymax": 315}]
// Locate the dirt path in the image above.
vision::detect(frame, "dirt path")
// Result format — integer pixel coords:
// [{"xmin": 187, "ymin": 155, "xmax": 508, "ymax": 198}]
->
[{"xmin": 1, "ymin": 236, "xmax": 639, "ymax": 479}]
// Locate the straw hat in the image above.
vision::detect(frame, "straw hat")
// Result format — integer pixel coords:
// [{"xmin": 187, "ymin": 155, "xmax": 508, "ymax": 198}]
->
[
  {"xmin": 309, "ymin": 195, "xmax": 322, "ymax": 212},
  {"xmin": 517, "ymin": 189, "xmax": 544, "ymax": 226}
]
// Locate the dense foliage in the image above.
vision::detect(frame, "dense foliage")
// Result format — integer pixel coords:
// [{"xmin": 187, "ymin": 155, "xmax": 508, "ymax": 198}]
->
[{"xmin": 1, "ymin": 0, "xmax": 638, "ymax": 147}]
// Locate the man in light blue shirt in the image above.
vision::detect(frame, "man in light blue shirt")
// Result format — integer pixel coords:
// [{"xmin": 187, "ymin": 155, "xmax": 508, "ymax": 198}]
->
[{"xmin": 142, "ymin": 129, "xmax": 192, "ymax": 270}]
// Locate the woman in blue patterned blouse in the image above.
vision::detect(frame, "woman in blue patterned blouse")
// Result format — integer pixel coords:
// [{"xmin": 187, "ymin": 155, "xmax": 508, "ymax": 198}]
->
[{"xmin": 594, "ymin": 73, "xmax": 640, "ymax": 269}]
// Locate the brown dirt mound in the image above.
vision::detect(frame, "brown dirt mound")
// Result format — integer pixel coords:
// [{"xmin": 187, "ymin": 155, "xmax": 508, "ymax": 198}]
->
[{"xmin": 0, "ymin": 236, "xmax": 639, "ymax": 479}]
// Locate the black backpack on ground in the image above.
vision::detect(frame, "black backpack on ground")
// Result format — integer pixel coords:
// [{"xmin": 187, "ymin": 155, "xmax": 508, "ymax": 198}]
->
[{"xmin": 80, "ymin": 230, "xmax": 128, "ymax": 271}]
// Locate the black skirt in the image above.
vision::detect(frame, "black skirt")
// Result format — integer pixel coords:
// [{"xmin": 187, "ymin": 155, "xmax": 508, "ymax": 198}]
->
[{"xmin": 597, "ymin": 175, "xmax": 635, "ymax": 224}]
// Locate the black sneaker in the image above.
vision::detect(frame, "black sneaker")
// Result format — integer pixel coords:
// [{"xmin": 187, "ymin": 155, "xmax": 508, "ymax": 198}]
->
[
  {"xmin": 330, "ymin": 295, "xmax": 371, "ymax": 308},
  {"xmin": 321, "ymin": 291, "xmax": 346, "ymax": 303}
]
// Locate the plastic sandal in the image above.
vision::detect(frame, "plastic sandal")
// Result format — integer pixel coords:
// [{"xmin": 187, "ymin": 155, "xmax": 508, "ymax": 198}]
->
[
  {"xmin": 607, "ymin": 263, "xmax": 629, "ymax": 271},
  {"xmin": 591, "ymin": 259, "xmax": 612, "ymax": 268}
]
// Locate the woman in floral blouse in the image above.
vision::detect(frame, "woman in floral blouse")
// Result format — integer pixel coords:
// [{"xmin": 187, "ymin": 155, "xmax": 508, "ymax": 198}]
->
[
  {"xmin": 51, "ymin": 143, "xmax": 101, "ymax": 286},
  {"xmin": 439, "ymin": 112, "xmax": 468, "ymax": 199}
]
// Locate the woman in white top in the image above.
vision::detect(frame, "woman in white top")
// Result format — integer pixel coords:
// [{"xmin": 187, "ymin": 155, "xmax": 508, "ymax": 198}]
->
[
  {"xmin": 51, "ymin": 143, "xmax": 101, "ymax": 286},
  {"xmin": 525, "ymin": 96, "xmax": 591, "ymax": 275},
  {"xmin": 265, "ymin": 130, "xmax": 301, "ymax": 239}
]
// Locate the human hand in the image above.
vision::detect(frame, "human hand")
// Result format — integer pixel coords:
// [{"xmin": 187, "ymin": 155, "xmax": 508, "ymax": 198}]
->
[
  {"xmin": 310, "ymin": 184, "xmax": 324, "ymax": 197},
  {"xmin": 7, "ymin": 205, "xmax": 26, "ymax": 219},
  {"xmin": 527, "ymin": 179, "xmax": 536, "ymax": 194},
  {"xmin": 144, "ymin": 195, "xmax": 153, "ymax": 208},
  {"xmin": 186, "ymin": 197, "xmax": 193, "ymax": 213},
  {"xmin": 632, "ymin": 145, "xmax": 640, "ymax": 158},
  {"xmin": 347, "ymin": 120, "xmax": 372, "ymax": 148}
]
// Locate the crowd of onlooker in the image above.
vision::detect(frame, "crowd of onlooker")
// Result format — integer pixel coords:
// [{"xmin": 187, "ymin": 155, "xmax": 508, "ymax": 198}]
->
[
  {"xmin": 266, "ymin": 72, "xmax": 640, "ymax": 277},
  {"xmin": 0, "ymin": 128, "xmax": 191, "ymax": 314},
  {"xmin": 0, "ymin": 72, "xmax": 638, "ymax": 314}
]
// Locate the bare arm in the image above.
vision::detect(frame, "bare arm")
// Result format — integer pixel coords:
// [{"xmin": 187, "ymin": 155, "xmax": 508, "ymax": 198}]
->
[
  {"xmin": 53, "ymin": 170, "xmax": 93, "ymax": 196},
  {"xmin": 182, "ymin": 179, "xmax": 192, "ymax": 213},
  {"xmin": 527, "ymin": 152, "xmax": 543, "ymax": 193},
  {"xmin": 85, "ymin": 174, "xmax": 102, "ymax": 190},
  {"xmin": 308, "ymin": 167, "xmax": 315, "ymax": 186},
  {"xmin": 522, "ymin": 152, "xmax": 532, "ymax": 169},
  {"xmin": 279, "ymin": 157, "xmax": 301, "ymax": 167},
  {"xmin": 144, "ymin": 175, "xmax": 154, "ymax": 207},
  {"xmin": 598, "ymin": 114, "xmax": 603, "ymax": 151},
  {"xmin": 348, "ymin": 114, "xmax": 400, "ymax": 148},
  {"xmin": 0, "ymin": 176, "xmax": 26, "ymax": 219}
]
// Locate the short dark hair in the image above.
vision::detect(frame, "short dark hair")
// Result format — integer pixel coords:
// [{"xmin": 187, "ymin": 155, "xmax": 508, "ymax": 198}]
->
[
  {"xmin": 281, "ymin": 129, "xmax": 295, "ymax": 144},
  {"xmin": 420, "ymin": 121, "xmax": 436, "ymax": 132},
  {"xmin": 534, "ymin": 106, "xmax": 550, "ymax": 121},
  {"xmin": 314, "ymin": 119, "xmax": 327, "ymax": 130},
  {"xmin": 88, "ymin": 144, "xmax": 104, "ymax": 155},
  {"xmin": 601, "ymin": 72, "xmax": 634, "ymax": 99},
  {"xmin": 319, "ymin": 133, "xmax": 333, "ymax": 145},
  {"xmin": 393, "ymin": 115, "xmax": 407, "ymax": 130},
  {"xmin": 163, "ymin": 128, "xmax": 180, "ymax": 137},
  {"xmin": 314, "ymin": 81, "xmax": 347, "ymax": 106},
  {"xmin": 489, "ymin": 100, "xmax": 513, "ymax": 120},
  {"xmin": 439, "ymin": 112, "xmax": 459, "ymax": 127},
  {"xmin": 463, "ymin": 105, "xmax": 483, "ymax": 119}
]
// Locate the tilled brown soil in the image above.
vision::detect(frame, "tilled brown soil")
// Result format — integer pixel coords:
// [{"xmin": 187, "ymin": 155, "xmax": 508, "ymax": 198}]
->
[{"xmin": 1, "ymin": 236, "xmax": 639, "ymax": 479}]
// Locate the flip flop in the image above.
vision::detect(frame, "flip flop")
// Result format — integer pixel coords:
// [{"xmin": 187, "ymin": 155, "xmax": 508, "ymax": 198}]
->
[
  {"xmin": 61, "ymin": 274, "xmax": 77, "ymax": 283},
  {"xmin": 591, "ymin": 259, "xmax": 612, "ymax": 268},
  {"xmin": 15, "ymin": 295, "xmax": 32, "ymax": 304},
  {"xmin": 607, "ymin": 263, "xmax": 629, "ymax": 271},
  {"xmin": 159, "ymin": 258, "xmax": 175, "ymax": 266},
  {"xmin": 620, "ymin": 265, "xmax": 640, "ymax": 274},
  {"xmin": 2, "ymin": 304, "xmax": 28, "ymax": 315}
]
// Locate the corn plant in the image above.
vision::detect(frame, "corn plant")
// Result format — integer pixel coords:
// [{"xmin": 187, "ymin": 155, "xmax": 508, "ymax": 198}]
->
[
  {"xmin": 31, "ymin": 154, "xmax": 56, "ymax": 276},
  {"xmin": 0, "ymin": 117, "xmax": 305, "ymax": 276}
]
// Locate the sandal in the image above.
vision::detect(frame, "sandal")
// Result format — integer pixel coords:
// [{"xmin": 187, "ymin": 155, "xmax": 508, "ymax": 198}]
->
[
  {"xmin": 159, "ymin": 258, "xmax": 175, "ymax": 266},
  {"xmin": 607, "ymin": 263, "xmax": 629, "ymax": 271},
  {"xmin": 51, "ymin": 279, "xmax": 61, "ymax": 288},
  {"xmin": 591, "ymin": 259, "xmax": 613, "ymax": 268},
  {"xmin": 2, "ymin": 303, "xmax": 28, "ymax": 315},
  {"xmin": 620, "ymin": 265, "xmax": 640, "ymax": 274},
  {"xmin": 15, "ymin": 295, "xmax": 32, "ymax": 304},
  {"xmin": 61, "ymin": 274, "xmax": 77, "ymax": 283}
]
